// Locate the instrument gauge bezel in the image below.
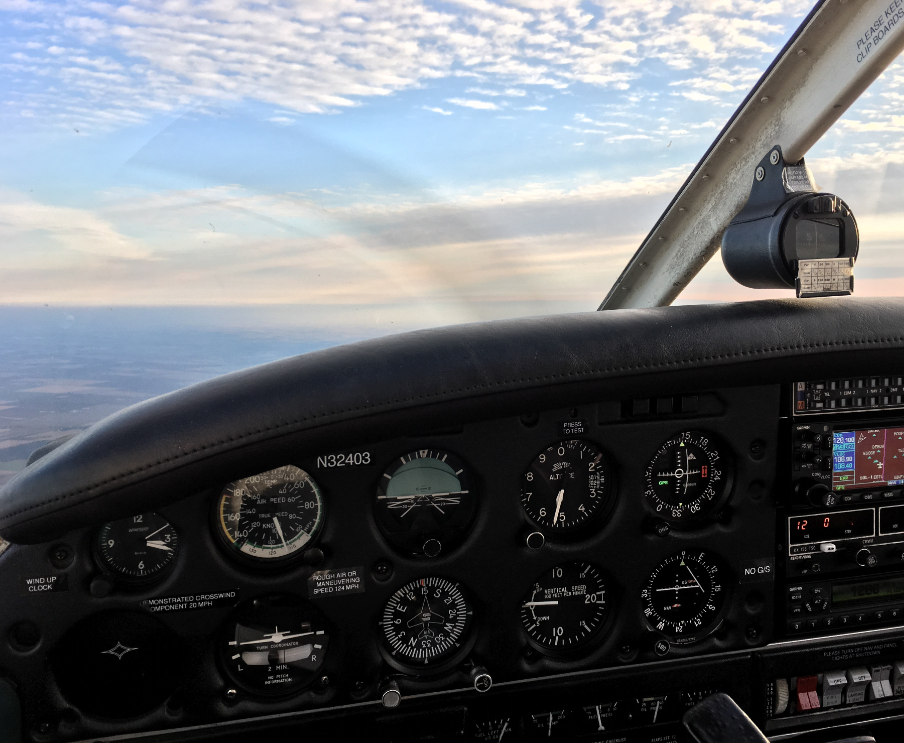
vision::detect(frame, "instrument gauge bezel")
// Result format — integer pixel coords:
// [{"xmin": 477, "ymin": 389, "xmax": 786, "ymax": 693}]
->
[{"xmin": 211, "ymin": 464, "xmax": 326, "ymax": 570}]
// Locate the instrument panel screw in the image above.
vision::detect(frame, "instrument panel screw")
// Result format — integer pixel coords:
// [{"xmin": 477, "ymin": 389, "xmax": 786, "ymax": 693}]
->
[
  {"xmin": 746, "ymin": 626, "xmax": 760, "ymax": 640},
  {"xmin": 225, "ymin": 688, "xmax": 237, "ymax": 700},
  {"xmin": 354, "ymin": 680, "xmax": 366, "ymax": 692},
  {"xmin": 749, "ymin": 440, "xmax": 765, "ymax": 460},
  {"xmin": 770, "ymin": 150, "xmax": 780, "ymax": 165},
  {"xmin": 49, "ymin": 543, "xmax": 74, "ymax": 569},
  {"xmin": 318, "ymin": 675, "xmax": 330, "ymax": 689},
  {"xmin": 620, "ymin": 643, "xmax": 633, "ymax": 656},
  {"xmin": 755, "ymin": 166, "xmax": 765, "ymax": 181},
  {"xmin": 373, "ymin": 559, "xmax": 393, "ymax": 582}
]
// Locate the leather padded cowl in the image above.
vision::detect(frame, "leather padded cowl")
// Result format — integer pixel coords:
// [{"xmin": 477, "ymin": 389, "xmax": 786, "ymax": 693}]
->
[{"xmin": 2, "ymin": 297, "xmax": 904, "ymax": 544}]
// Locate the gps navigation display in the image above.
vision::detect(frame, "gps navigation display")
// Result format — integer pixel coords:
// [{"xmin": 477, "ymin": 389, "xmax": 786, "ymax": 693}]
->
[{"xmin": 833, "ymin": 428, "xmax": 904, "ymax": 490}]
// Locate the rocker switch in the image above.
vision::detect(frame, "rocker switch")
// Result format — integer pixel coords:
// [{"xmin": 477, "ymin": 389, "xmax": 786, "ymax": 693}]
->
[
  {"xmin": 795, "ymin": 675, "xmax": 820, "ymax": 711},
  {"xmin": 845, "ymin": 668, "xmax": 871, "ymax": 704},
  {"xmin": 821, "ymin": 670, "xmax": 847, "ymax": 707}
]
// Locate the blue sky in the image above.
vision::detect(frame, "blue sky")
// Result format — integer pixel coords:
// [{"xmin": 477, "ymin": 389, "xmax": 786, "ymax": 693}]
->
[{"xmin": 1, "ymin": 0, "xmax": 903, "ymax": 330}]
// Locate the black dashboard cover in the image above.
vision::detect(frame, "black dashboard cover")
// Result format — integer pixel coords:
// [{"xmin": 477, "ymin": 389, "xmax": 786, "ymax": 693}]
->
[{"xmin": 1, "ymin": 297, "xmax": 903, "ymax": 544}]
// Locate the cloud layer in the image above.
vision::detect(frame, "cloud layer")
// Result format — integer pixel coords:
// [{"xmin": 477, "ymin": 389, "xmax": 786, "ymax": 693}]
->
[
  {"xmin": 0, "ymin": 166, "xmax": 687, "ymax": 323},
  {"xmin": 2, "ymin": 0, "xmax": 811, "ymax": 130},
  {"xmin": 4, "ymin": 0, "xmax": 903, "ymax": 317}
]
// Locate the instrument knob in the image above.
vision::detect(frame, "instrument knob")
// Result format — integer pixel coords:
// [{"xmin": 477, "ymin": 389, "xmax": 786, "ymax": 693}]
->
[
  {"xmin": 847, "ymin": 547, "xmax": 878, "ymax": 568},
  {"xmin": 380, "ymin": 681, "xmax": 401, "ymax": 708},
  {"xmin": 470, "ymin": 666, "xmax": 492, "ymax": 693},
  {"xmin": 807, "ymin": 484, "xmax": 837, "ymax": 508}
]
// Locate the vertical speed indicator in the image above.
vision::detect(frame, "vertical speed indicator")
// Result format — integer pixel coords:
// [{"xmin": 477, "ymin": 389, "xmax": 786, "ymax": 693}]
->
[{"xmin": 520, "ymin": 561, "xmax": 610, "ymax": 655}]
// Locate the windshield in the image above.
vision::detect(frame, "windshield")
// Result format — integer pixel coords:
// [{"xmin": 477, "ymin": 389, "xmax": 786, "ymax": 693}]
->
[{"xmin": 1, "ymin": 0, "xmax": 902, "ymax": 486}]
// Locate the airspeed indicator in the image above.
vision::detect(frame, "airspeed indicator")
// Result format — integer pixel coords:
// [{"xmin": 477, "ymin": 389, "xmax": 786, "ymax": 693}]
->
[{"xmin": 214, "ymin": 465, "xmax": 325, "ymax": 566}]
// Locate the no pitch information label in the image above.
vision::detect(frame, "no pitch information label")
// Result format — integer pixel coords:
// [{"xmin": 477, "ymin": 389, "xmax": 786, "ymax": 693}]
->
[{"xmin": 308, "ymin": 566, "xmax": 365, "ymax": 598}]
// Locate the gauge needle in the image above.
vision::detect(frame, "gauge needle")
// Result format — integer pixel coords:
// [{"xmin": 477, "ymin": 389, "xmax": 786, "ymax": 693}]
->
[
  {"xmin": 144, "ymin": 524, "xmax": 169, "ymax": 541},
  {"xmin": 553, "ymin": 489, "xmax": 564, "ymax": 523},
  {"xmin": 126, "ymin": 522, "xmax": 169, "ymax": 549},
  {"xmin": 685, "ymin": 562, "xmax": 705, "ymax": 592},
  {"xmin": 522, "ymin": 601, "xmax": 559, "ymax": 606},
  {"xmin": 145, "ymin": 540, "xmax": 172, "ymax": 551},
  {"xmin": 273, "ymin": 517, "xmax": 288, "ymax": 549},
  {"xmin": 498, "ymin": 721, "xmax": 508, "ymax": 741}
]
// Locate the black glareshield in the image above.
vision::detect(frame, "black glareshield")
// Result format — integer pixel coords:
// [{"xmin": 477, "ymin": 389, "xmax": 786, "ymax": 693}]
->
[{"xmin": 721, "ymin": 147, "xmax": 859, "ymax": 292}]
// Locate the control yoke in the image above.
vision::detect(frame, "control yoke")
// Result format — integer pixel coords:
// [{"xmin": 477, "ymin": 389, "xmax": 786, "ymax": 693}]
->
[
  {"xmin": 682, "ymin": 693, "xmax": 768, "ymax": 743},
  {"xmin": 682, "ymin": 692, "xmax": 877, "ymax": 743}
]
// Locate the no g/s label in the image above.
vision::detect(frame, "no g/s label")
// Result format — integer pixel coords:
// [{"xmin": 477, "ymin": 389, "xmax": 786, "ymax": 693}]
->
[{"xmin": 739, "ymin": 558, "xmax": 774, "ymax": 583}]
